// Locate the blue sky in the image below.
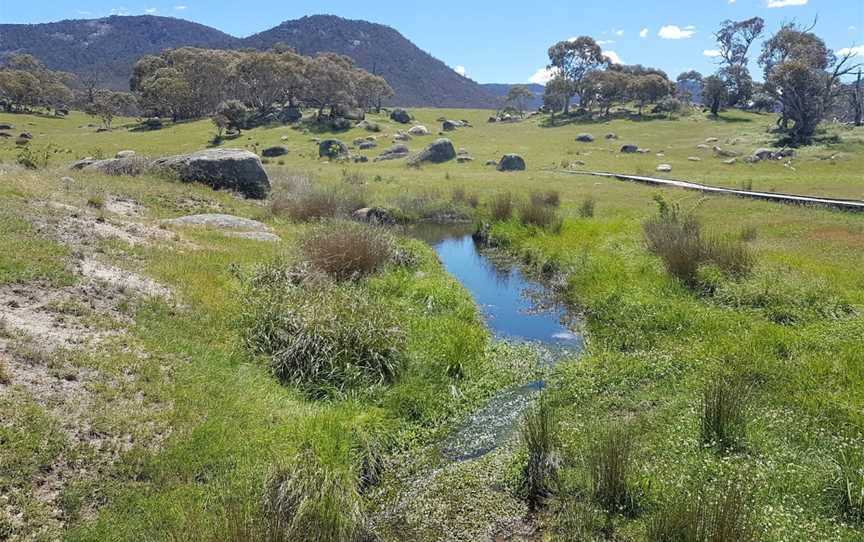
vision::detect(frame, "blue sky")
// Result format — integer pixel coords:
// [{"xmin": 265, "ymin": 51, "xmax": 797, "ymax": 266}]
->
[{"xmin": 4, "ymin": 0, "xmax": 863, "ymax": 84}]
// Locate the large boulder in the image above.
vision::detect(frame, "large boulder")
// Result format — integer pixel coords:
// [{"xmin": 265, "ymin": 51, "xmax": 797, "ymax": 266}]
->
[
  {"xmin": 620, "ymin": 144, "xmax": 639, "ymax": 154},
  {"xmin": 497, "ymin": 154, "xmax": 526, "ymax": 172},
  {"xmin": 375, "ymin": 144, "xmax": 411, "ymax": 162},
  {"xmin": 442, "ymin": 120, "xmax": 461, "ymax": 131},
  {"xmin": 318, "ymin": 139, "xmax": 349, "ymax": 159},
  {"xmin": 358, "ymin": 141, "xmax": 378, "ymax": 150},
  {"xmin": 576, "ymin": 133, "xmax": 595, "ymax": 143},
  {"xmin": 409, "ymin": 138, "xmax": 456, "ymax": 165},
  {"xmin": 752, "ymin": 148, "xmax": 775, "ymax": 161},
  {"xmin": 408, "ymin": 125, "xmax": 430, "ymax": 136},
  {"xmin": 71, "ymin": 156, "xmax": 148, "ymax": 176},
  {"xmin": 0, "ymin": 123, "xmax": 14, "ymax": 130},
  {"xmin": 262, "ymin": 145, "xmax": 289, "ymax": 158},
  {"xmin": 390, "ymin": 108, "xmax": 411, "ymax": 124},
  {"xmin": 656, "ymin": 164, "xmax": 672, "ymax": 172},
  {"xmin": 152, "ymin": 149, "xmax": 271, "ymax": 199},
  {"xmin": 115, "ymin": 150, "xmax": 136, "ymax": 159}
]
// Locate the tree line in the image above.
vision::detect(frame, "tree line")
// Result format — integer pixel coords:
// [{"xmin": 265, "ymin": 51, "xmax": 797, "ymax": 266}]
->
[
  {"xmin": 539, "ymin": 18, "xmax": 861, "ymax": 145},
  {"xmin": 130, "ymin": 47, "xmax": 394, "ymax": 126}
]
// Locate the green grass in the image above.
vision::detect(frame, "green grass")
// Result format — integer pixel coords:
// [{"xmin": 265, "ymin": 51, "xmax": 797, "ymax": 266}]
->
[{"xmin": 0, "ymin": 107, "xmax": 863, "ymax": 540}]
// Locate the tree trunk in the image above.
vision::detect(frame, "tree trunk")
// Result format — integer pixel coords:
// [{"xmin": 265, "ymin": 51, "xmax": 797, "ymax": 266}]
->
[{"xmin": 855, "ymin": 70, "xmax": 863, "ymax": 127}]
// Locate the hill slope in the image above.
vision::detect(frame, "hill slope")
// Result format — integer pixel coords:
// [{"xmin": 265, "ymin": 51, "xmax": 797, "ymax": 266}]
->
[
  {"xmin": 0, "ymin": 15, "xmax": 240, "ymax": 90},
  {"xmin": 243, "ymin": 15, "xmax": 496, "ymax": 108},
  {"xmin": 0, "ymin": 14, "xmax": 498, "ymax": 108}
]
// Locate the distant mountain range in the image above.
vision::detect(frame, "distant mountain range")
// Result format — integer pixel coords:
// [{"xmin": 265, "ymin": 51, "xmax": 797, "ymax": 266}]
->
[
  {"xmin": 0, "ymin": 14, "xmax": 503, "ymax": 109},
  {"xmin": 481, "ymin": 83, "xmax": 545, "ymax": 111}
]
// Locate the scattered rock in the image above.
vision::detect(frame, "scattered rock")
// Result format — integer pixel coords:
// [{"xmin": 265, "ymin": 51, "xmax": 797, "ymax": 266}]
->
[
  {"xmin": 688, "ymin": 156, "xmax": 702, "ymax": 162},
  {"xmin": 143, "ymin": 117, "xmax": 163, "ymax": 130},
  {"xmin": 637, "ymin": 148, "xmax": 651, "ymax": 154},
  {"xmin": 317, "ymin": 139, "xmax": 349, "ymax": 159},
  {"xmin": 0, "ymin": 123, "xmax": 14, "ymax": 130},
  {"xmin": 280, "ymin": 135, "xmax": 289, "ymax": 141},
  {"xmin": 390, "ymin": 108, "xmax": 411, "ymax": 124},
  {"xmin": 705, "ymin": 137, "xmax": 719, "ymax": 143},
  {"xmin": 752, "ymin": 148, "xmax": 775, "ymax": 161},
  {"xmin": 375, "ymin": 144, "xmax": 411, "ymax": 162},
  {"xmin": 723, "ymin": 158, "xmax": 737, "ymax": 165},
  {"xmin": 15, "ymin": 137, "xmax": 29, "ymax": 146},
  {"xmin": 605, "ymin": 133, "xmax": 618, "ymax": 140},
  {"xmin": 115, "ymin": 150, "xmax": 136, "ymax": 159},
  {"xmin": 358, "ymin": 141, "xmax": 378, "ymax": 150},
  {"xmin": 409, "ymin": 138, "xmax": 457, "ymax": 165},
  {"xmin": 151, "ymin": 149, "xmax": 271, "ymax": 199},
  {"xmin": 19, "ymin": 131, "xmax": 33, "ymax": 140},
  {"xmin": 262, "ymin": 145, "xmax": 289, "ymax": 158},
  {"xmin": 164, "ymin": 213, "xmax": 270, "ymax": 231},
  {"xmin": 0, "ymin": 131, "xmax": 10, "ymax": 138},
  {"xmin": 357, "ymin": 120, "xmax": 381, "ymax": 132},
  {"xmin": 408, "ymin": 125, "xmax": 430, "ymax": 136},
  {"xmin": 226, "ymin": 231, "xmax": 281, "ymax": 242},
  {"xmin": 620, "ymin": 144, "xmax": 639, "ymax": 153},
  {"xmin": 576, "ymin": 133, "xmax": 595, "ymax": 143},
  {"xmin": 394, "ymin": 131, "xmax": 413, "ymax": 142},
  {"xmin": 497, "ymin": 154, "xmax": 526, "ymax": 172},
  {"xmin": 442, "ymin": 120, "xmax": 462, "ymax": 131},
  {"xmin": 656, "ymin": 164, "xmax": 672, "ymax": 172},
  {"xmin": 457, "ymin": 155, "xmax": 474, "ymax": 163},
  {"xmin": 351, "ymin": 155, "xmax": 369, "ymax": 163},
  {"xmin": 484, "ymin": 160, "xmax": 498, "ymax": 167},
  {"xmin": 696, "ymin": 144, "xmax": 711, "ymax": 150},
  {"xmin": 713, "ymin": 146, "xmax": 739, "ymax": 158}
]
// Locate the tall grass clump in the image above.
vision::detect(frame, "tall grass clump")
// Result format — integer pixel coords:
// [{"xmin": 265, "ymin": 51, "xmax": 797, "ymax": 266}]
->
[
  {"xmin": 644, "ymin": 196, "xmax": 755, "ymax": 286},
  {"xmin": 531, "ymin": 190, "xmax": 561, "ymax": 208},
  {"xmin": 519, "ymin": 397, "xmax": 561, "ymax": 510},
  {"xmin": 828, "ymin": 450, "xmax": 864, "ymax": 523},
  {"xmin": 489, "ymin": 192, "xmax": 514, "ymax": 221},
  {"xmin": 263, "ymin": 452, "xmax": 366, "ymax": 542},
  {"xmin": 519, "ymin": 198, "xmax": 563, "ymax": 233},
  {"xmin": 241, "ymin": 266, "xmax": 404, "ymax": 394},
  {"xmin": 647, "ymin": 482, "xmax": 758, "ymax": 542},
  {"xmin": 700, "ymin": 379, "xmax": 748, "ymax": 452},
  {"xmin": 271, "ymin": 173, "xmax": 365, "ymax": 222},
  {"xmin": 578, "ymin": 197, "xmax": 596, "ymax": 218},
  {"xmin": 588, "ymin": 424, "xmax": 638, "ymax": 515},
  {"xmin": 301, "ymin": 221, "xmax": 394, "ymax": 281}
]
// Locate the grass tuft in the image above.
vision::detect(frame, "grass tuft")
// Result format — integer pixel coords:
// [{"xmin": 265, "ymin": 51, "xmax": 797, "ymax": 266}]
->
[
  {"xmin": 588, "ymin": 424, "xmax": 638, "ymax": 515},
  {"xmin": 700, "ymin": 379, "xmax": 748, "ymax": 452},
  {"xmin": 301, "ymin": 221, "xmax": 395, "ymax": 281},
  {"xmin": 828, "ymin": 450, "xmax": 864, "ymax": 523},
  {"xmin": 489, "ymin": 192, "xmax": 514, "ymax": 221},
  {"xmin": 519, "ymin": 199, "xmax": 563, "ymax": 232},
  {"xmin": 647, "ymin": 481, "xmax": 758, "ymax": 542},
  {"xmin": 578, "ymin": 197, "xmax": 596, "ymax": 218},
  {"xmin": 519, "ymin": 397, "xmax": 561, "ymax": 510}
]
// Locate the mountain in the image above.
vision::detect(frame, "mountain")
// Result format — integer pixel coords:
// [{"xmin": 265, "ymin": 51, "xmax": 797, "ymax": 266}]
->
[
  {"xmin": 0, "ymin": 16, "xmax": 240, "ymax": 90},
  {"xmin": 243, "ymin": 15, "xmax": 498, "ymax": 109},
  {"xmin": 481, "ymin": 83, "xmax": 545, "ymax": 111},
  {"xmin": 0, "ymin": 14, "xmax": 499, "ymax": 109}
]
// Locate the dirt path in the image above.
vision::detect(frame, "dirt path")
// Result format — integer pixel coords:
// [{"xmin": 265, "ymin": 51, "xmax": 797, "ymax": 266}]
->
[{"xmin": 558, "ymin": 170, "xmax": 864, "ymax": 212}]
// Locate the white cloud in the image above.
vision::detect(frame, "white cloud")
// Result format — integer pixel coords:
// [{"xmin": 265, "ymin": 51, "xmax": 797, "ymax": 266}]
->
[
  {"xmin": 597, "ymin": 39, "xmax": 616, "ymax": 45},
  {"xmin": 837, "ymin": 46, "xmax": 864, "ymax": 57},
  {"xmin": 109, "ymin": 7, "xmax": 129, "ymax": 15},
  {"xmin": 639, "ymin": 28, "xmax": 649, "ymax": 38},
  {"xmin": 528, "ymin": 67, "xmax": 559, "ymax": 85},
  {"xmin": 174, "ymin": 5, "xmax": 188, "ymax": 10},
  {"xmin": 658, "ymin": 25, "xmax": 696, "ymax": 39},
  {"xmin": 850, "ymin": 26, "xmax": 858, "ymax": 31},
  {"xmin": 703, "ymin": 49, "xmax": 722, "ymax": 57},
  {"xmin": 603, "ymin": 50, "xmax": 624, "ymax": 65},
  {"xmin": 613, "ymin": 29, "xmax": 624, "ymax": 37},
  {"xmin": 766, "ymin": 0, "xmax": 807, "ymax": 7},
  {"xmin": 145, "ymin": 7, "xmax": 158, "ymax": 13},
  {"xmin": 455, "ymin": 65, "xmax": 467, "ymax": 77}
]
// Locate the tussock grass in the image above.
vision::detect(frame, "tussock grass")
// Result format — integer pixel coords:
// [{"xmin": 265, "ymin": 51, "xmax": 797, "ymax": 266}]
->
[
  {"xmin": 548, "ymin": 499, "xmax": 606, "ymax": 542},
  {"xmin": 519, "ymin": 397, "xmax": 561, "ymax": 509},
  {"xmin": 530, "ymin": 190, "xmax": 561, "ymax": 208},
  {"xmin": 271, "ymin": 173, "xmax": 366, "ymax": 222},
  {"xmin": 519, "ymin": 200, "xmax": 563, "ymax": 232},
  {"xmin": 241, "ymin": 271, "xmax": 404, "ymax": 394},
  {"xmin": 647, "ymin": 481, "xmax": 758, "ymax": 542},
  {"xmin": 578, "ymin": 197, "xmax": 596, "ymax": 218},
  {"xmin": 301, "ymin": 221, "xmax": 395, "ymax": 281},
  {"xmin": 828, "ymin": 450, "xmax": 864, "ymax": 523},
  {"xmin": 489, "ymin": 192, "xmax": 514, "ymax": 221},
  {"xmin": 451, "ymin": 187, "xmax": 479, "ymax": 209},
  {"xmin": 644, "ymin": 197, "xmax": 754, "ymax": 286},
  {"xmin": 700, "ymin": 379, "xmax": 748, "ymax": 452},
  {"xmin": 588, "ymin": 424, "xmax": 638, "ymax": 515},
  {"xmin": 263, "ymin": 452, "xmax": 366, "ymax": 542}
]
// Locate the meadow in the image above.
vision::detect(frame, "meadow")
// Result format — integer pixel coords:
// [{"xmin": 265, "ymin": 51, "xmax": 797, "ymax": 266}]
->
[{"xmin": 1, "ymin": 106, "xmax": 863, "ymax": 541}]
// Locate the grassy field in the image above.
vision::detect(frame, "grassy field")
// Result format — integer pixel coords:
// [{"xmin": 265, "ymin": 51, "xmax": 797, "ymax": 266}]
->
[{"xmin": 1, "ymin": 107, "xmax": 863, "ymax": 541}]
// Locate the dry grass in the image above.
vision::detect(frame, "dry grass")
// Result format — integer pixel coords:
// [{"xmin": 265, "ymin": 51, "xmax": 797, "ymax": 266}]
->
[
  {"xmin": 489, "ymin": 192, "xmax": 514, "ymax": 221},
  {"xmin": 530, "ymin": 190, "xmax": 561, "ymax": 208},
  {"xmin": 519, "ymin": 200, "xmax": 563, "ymax": 232},
  {"xmin": 301, "ymin": 221, "xmax": 394, "ymax": 281},
  {"xmin": 271, "ymin": 173, "xmax": 366, "ymax": 222}
]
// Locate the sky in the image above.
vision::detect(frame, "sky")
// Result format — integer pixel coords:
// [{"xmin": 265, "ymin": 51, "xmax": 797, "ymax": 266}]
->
[{"xmin": 2, "ymin": 0, "xmax": 863, "ymax": 84}]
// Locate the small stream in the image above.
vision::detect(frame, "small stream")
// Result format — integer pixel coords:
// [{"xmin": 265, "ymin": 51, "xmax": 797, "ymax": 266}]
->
[{"xmin": 408, "ymin": 223, "xmax": 583, "ymax": 461}]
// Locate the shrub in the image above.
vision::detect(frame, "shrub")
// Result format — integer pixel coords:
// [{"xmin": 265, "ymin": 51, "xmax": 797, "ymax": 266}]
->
[
  {"xmin": 700, "ymin": 379, "xmax": 748, "ymax": 452},
  {"xmin": 828, "ymin": 450, "xmax": 864, "ymax": 523},
  {"xmin": 263, "ymin": 452, "xmax": 366, "ymax": 542},
  {"xmin": 647, "ymin": 481, "xmax": 758, "ymax": 542},
  {"xmin": 519, "ymin": 397, "xmax": 561, "ymax": 509},
  {"xmin": 489, "ymin": 192, "xmax": 514, "ymax": 221},
  {"xmin": 519, "ymin": 200, "xmax": 563, "ymax": 232},
  {"xmin": 588, "ymin": 424, "xmax": 638, "ymax": 515},
  {"xmin": 301, "ymin": 222, "xmax": 394, "ymax": 281},
  {"xmin": 242, "ymin": 281, "xmax": 404, "ymax": 393},
  {"xmin": 579, "ymin": 197, "xmax": 596, "ymax": 218}
]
